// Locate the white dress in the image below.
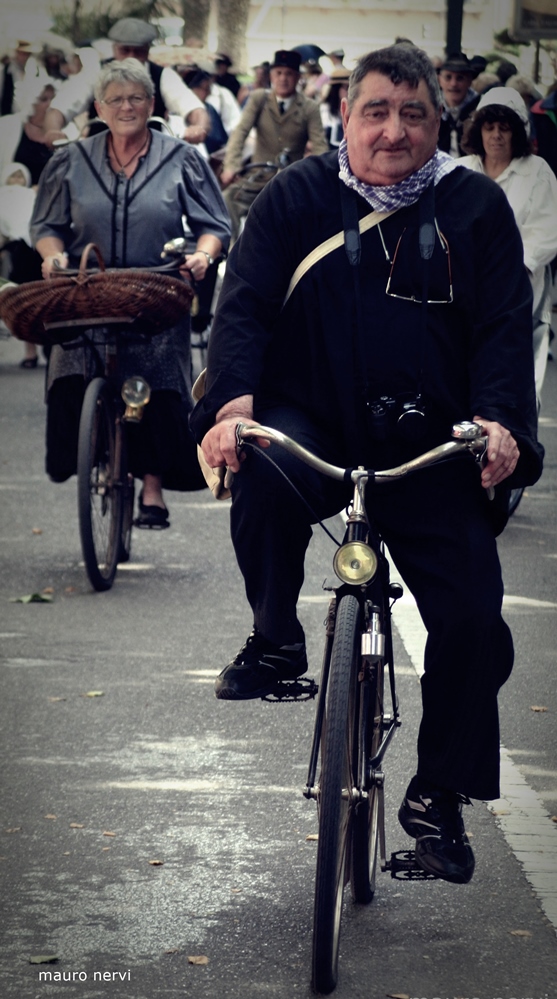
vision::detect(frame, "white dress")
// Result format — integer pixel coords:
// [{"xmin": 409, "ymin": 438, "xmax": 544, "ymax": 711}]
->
[{"xmin": 459, "ymin": 153, "xmax": 557, "ymax": 400}]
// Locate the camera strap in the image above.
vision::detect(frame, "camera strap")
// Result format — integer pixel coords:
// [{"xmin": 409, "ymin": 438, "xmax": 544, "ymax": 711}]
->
[
  {"xmin": 339, "ymin": 181, "xmax": 370, "ymax": 400},
  {"xmin": 339, "ymin": 178, "xmax": 436, "ymax": 403},
  {"xmin": 417, "ymin": 179, "xmax": 436, "ymax": 400}
]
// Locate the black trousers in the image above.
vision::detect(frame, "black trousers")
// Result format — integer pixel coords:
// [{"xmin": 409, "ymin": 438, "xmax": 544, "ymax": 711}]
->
[{"xmin": 230, "ymin": 406, "xmax": 514, "ymax": 801}]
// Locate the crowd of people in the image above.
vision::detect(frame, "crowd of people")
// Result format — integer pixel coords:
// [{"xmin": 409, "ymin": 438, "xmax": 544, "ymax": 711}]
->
[
  {"xmin": 1, "ymin": 25, "xmax": 556, "ymax": 884},
  {"xmin": 1, "ymin": 22, "xmax": 555, "ymax": 492}
]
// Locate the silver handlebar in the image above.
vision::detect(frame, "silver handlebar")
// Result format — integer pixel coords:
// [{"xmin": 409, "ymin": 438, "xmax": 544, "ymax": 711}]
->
[{"xmin": 236, "ymin": 421, "xmax": 489, "ymax": 486}]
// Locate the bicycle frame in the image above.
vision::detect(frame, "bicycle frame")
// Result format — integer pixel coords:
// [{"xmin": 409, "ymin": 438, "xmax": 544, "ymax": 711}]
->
[
  {"xmin": 237, "ymin": 424, "xmax": 489, "ymax": 829},
  {"xmin": 237, "ymin": 419, "xmax": 490, "ymax": 991}
]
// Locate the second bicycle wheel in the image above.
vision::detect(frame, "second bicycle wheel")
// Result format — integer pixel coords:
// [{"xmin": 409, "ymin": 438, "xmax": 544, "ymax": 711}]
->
[
  {"xmin": 77, "ymin": 377, "xmax": 124, "ymax": 591},
  {"xmin": 312, "ymin": 592, "xmax": 361, "ymax": 995}
]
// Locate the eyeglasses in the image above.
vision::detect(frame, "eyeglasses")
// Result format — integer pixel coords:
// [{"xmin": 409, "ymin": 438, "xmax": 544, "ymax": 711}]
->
[
  {"xmin": 380, "ymin": 220, "xmax": 454, "ymax": 305},
  {"xmin": 101, "ymin": 94, "xmax": 149, "ymax": 109}
]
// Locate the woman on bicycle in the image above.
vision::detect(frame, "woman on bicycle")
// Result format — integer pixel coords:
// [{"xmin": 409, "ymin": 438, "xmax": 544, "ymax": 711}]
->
[{"xmin": 31, "ymin": 58, "xmax": 230, "ymax": 528}]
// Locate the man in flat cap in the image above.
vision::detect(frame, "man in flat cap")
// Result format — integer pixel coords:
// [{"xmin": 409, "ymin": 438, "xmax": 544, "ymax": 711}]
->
[
  {"xmin": 437, "ymin": 52, "xmax": 482, "ymax": 157},
  {"xmin": 220, "ymin": 49, "xmax": 328, "ymax": 242},
  {"xmin": 43, "ymin": 17, "xmax": 209, "ymax": 145}
]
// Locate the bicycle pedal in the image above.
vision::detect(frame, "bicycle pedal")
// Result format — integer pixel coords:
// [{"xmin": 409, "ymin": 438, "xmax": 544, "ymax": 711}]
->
[
  {"xmin": 262, "ymin": 677, "xmax": 319, "ymax": 702},
  {"xmin": 387, "ymin": 849, "xmax": 439, "ymax": 880}
]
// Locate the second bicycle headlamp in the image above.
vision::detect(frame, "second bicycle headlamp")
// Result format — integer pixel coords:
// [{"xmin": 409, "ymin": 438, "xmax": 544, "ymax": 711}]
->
[{"xmin": 121, "ymin": 376, "xmax": 151, "ymax": 422}]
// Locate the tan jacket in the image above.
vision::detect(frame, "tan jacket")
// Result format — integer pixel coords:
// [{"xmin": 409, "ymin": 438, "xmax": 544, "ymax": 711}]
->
[{"xmin": 223, "ymin": 88, "xmax": 329, "ymax": 173}]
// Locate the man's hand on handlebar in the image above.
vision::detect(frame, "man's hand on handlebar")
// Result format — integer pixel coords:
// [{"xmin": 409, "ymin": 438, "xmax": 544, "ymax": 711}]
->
[
  {"xmin": 201, "ymin": 396, "xmax": 269, "ymax": 473},
  {"xmin": 472, "ymin": 416, "xmax": 519, "ymax": 488},
  {"xmin": 220, "ymin": 169, "xmax": 237, "ymax": 188}
]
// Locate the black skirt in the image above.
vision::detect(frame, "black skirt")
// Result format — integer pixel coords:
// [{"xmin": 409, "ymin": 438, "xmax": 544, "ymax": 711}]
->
[{"xmin": 46, "ymin": 375, "xmax": 206, "ymax": 492}]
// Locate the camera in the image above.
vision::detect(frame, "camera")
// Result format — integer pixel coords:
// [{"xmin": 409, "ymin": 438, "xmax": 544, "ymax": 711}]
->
[{"xmin": 366, "ymin": 393, "xmax": 428, "ymax": 442}]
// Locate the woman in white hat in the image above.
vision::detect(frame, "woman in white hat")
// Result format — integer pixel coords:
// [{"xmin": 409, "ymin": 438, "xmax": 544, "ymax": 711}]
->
[
  {"xmin": 319, "ymin": 66, "xmax": 350, "ymax": 148},
  {"xmin": 461, "ymin": 87, "xmax": 557, "ymax": 406}
]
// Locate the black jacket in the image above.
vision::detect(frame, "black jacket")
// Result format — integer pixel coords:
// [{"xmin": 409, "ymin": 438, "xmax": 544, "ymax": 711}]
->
[{"xmin": 191, "ymin": 151, "xmax": 543, "ymax": 489}]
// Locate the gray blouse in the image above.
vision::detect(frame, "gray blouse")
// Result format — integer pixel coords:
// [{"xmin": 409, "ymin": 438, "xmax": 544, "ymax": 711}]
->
[{"xmin": 31, "ymin": 129, "xmax": 230, "ymax": 398}]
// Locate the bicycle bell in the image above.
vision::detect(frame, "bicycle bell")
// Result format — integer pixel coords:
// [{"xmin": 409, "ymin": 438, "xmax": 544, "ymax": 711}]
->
[
  {"xmin": 451, "ymin": 421, "xmax": 484, "ymax": 440},
  {"xmin": 161, "ymin": 237, "xmax": 188, "ymax": 259}
]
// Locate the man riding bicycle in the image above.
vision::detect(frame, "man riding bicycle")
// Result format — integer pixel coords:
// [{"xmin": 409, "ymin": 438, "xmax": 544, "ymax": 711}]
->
[{"xmin": 191, "ymin": 45, "xmax": 543, "ymax": 885}]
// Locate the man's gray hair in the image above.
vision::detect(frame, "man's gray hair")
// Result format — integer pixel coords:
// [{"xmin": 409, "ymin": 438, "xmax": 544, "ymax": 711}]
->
[
  {"xmin": 94, "ymin": 57, "xmax": 154, "ymax": 102},
  {"xmin": 348, "ymin": 45, "xmax": 442, "ymax": 111}
]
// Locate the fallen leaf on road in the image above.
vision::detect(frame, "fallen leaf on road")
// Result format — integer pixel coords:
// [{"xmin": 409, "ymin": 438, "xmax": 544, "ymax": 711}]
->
[
  {"xmin": 82, "ymin": 691, "xmax": 104, "ymax": 698},
  {"xmin": 44, "ymin": 815, "xmax": 57, "ymax": 820},
  {"xmin": 69, "ymin": 823, "xmax": 84, "ymax": 829},
  {"xmin": 188, "ymin": 955, "xmax": 208, "ymax": 965},
  {"xmin": 387, "ymin": 993, "xmax": 410, "ymax": 998},
  {"xmin": 149, "ymin": 859, "xmax": 164, "ymax": 865},
  {"xmin": 530, "ymin": 705, "xmax": 548, "ymax": 712},
  {"xmin": 48, "ymin": 697, "xmax": 66, "ymax": 702},
  {"xmin": 306, "ymin": 833, "xmax": 319, "ymax": 841},
  {"xmin": 10, "ymin": 592, "xmax": 53, "ymax": 603},
  {"xmin": 102, "ymin": 831, "xmax": 116, "ymax": 837},
  {"xmin": 165, "ymin": 948, "xmax": 180, "ymax": 955},
  {"xmin": 510, "ymin": 929, "xmax": 532, "ymax": 937},
  {"xmin": 5, "ymin": 827, "xmax": 22, "ymax": 833},
  {"xmin": 42, "ymin": 587, "xmax": 53, "ymax": 593},
  {"xmin": 32, "ymin": 528, "xmax": 43, "ymax": 535},
  {"xmin": 29, "ymin": 955, "xmax": 59, "ymax": 964},
  {"xmin": 491, "ymin": 810, "xmax": 510, "ymax": 815},
  {"xmin": 552, "ymin": 816, "xmax": 557, "ymax": 823}
]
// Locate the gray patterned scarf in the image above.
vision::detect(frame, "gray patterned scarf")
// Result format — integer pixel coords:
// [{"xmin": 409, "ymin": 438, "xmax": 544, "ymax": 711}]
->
[{"xmin": 338, "ymin": 139, "xmax": 461, "ymax": 211}]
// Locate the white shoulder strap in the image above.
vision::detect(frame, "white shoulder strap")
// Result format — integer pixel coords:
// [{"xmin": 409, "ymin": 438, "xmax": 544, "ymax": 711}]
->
[{"xmin": 283, "ymin": 207, "xmax": 398, "ymax": 307}]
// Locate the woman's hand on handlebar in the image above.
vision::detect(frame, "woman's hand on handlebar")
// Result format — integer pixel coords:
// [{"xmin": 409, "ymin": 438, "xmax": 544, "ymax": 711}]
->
[
  {"xmin": 182, "ymin": 252, "xmax": 210, "ymax": 282},
  {"xmin": 472, "ymin": 416, "xmax": 519, "ymax": 488},
  {"xmin": 41, "ymin": 251, "xmax": 68, "ymax": 279}
]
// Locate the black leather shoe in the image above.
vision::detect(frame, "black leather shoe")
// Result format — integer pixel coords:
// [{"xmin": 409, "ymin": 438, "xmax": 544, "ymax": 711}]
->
[
  {"xmin": 398, "ymin": 777, "xmax": 475, "ymax": 884},
  {"xmin": 215, "ymin": 629, "xmax": 308, "ymax": 700},
  {"xmin": 134, "ymin": 491, "xmax": 170, "ymax": 530}
]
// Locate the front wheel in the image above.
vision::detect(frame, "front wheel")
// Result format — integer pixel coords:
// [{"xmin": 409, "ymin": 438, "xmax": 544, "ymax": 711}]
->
[
  {"xmin": 350, "ymin": 642, "xmax": 385, "ymax": 904},
  {"xmin": 312, "ymin": 592, "xmax": 361, "ymax": 995},
  {"xmin": 77, "ymin": 378, "xmax": 124, "ymax": 591}
]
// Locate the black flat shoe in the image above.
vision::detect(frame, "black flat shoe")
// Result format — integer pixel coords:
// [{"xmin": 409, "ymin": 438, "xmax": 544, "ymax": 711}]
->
[
  {"xmin": 20, "ymin": 357, "xmax": 38, "ymax": 369},
  {"xmin": 133, "ymin": 492, "xmax": 170, "ymax": 530}
]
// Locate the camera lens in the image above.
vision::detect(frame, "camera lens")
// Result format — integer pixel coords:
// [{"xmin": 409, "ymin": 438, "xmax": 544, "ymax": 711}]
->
[{"xmin": 396, "ymin": 400, "xmax": 427, "ymax": 441}]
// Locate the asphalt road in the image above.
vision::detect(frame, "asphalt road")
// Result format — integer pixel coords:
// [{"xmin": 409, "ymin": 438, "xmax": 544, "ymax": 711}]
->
[{"xmin": 1, "ymin": 329, "xmax": 556, "ymax": 999}]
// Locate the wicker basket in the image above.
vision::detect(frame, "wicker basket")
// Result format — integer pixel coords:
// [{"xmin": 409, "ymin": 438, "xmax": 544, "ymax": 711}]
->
[{"xmin": 0, "ymin": 243, "xmax": 195, "ymax": 345}]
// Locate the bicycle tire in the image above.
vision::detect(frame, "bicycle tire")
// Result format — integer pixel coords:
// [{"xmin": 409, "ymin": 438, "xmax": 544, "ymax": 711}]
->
[
  {"xmin": 77, "ymin": 377, "xmax": 124, "ymax": 591},
  {"xmin": 349, "ymin": 600, "xmax": 386, "ymax": 904},
  {"xmin": 508, "ymin": 486, "xmax": 525, "ymax": 516},
  {"xmin": 312, "ymin": 592, "xmax": 361, "ymax": 995},
  {"xmin": 118, "ymin": 471, "xmax": 135, "ymax": 564}
]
